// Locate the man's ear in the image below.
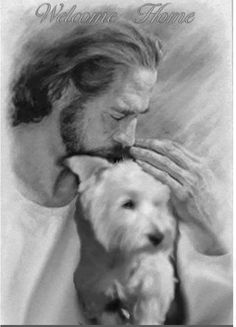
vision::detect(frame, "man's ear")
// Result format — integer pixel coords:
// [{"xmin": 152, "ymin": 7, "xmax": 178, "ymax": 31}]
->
[{"xmin": 64, "ymin": 155, "xmax": 111, "ymax": 183}]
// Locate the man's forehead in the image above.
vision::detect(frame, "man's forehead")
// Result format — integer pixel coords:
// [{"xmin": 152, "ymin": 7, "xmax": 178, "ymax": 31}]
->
[
  {"xmin": 111, "ymin": 68, "xmax": 157, "ymax": 110},
  {"xmin": 117, "ymin": 68, "xmax": 157, "ymax": 94},
  {"xmin": 129, "ymin": 68, "xmax": 158, "ymax": 91}
]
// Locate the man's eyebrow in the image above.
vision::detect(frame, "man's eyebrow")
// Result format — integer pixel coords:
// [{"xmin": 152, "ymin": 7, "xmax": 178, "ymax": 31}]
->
[
  {"xmin": 112, "ymin": 106, "xmax": 150, "ymax": 115},
  {"xmin": 141, "ymin": 106, "xmax": 150, "ymax": 114}
]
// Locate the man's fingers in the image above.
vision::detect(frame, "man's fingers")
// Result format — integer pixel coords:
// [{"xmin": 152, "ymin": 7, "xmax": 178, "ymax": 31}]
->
[
  {"xmin": 134, "ymin": 138, "xmax": 201, "ymax": 168},
  {"xmin": 136, "ymin": 160, "xmax": 187, "ymax": 201},
  {"xmin": 130, "ymin": 147, "xmax": 193, "ymax": 185}
]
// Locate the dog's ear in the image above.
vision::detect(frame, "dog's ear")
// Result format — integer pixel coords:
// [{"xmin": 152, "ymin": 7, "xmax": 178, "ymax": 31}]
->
[{"xmin": 64, "ymin": 155, "xmax": 111, "ymax": 183}]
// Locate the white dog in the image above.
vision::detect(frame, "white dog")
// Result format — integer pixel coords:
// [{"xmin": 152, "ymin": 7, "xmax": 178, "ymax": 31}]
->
[{"xmin": 67, "ymin": 156, "xmax": 177, "ymax": 325}]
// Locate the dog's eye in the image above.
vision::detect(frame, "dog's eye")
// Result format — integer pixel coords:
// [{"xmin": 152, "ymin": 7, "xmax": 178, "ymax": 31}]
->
[{"xmin": 121, "ymin": 200, "xmax": 135, "ymax": 210}]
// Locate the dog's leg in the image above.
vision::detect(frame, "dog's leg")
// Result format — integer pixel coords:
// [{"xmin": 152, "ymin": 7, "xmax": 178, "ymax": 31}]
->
[
  {"xmin": 134, "ymin": 293, "xmax": 174, "ymax": 325},
  {"xmin": 129, "ymin": 254, "xmax": 175, "ymax": 325}
]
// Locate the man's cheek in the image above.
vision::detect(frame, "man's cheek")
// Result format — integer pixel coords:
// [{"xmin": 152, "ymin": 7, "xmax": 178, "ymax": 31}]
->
[{"xmin": 102, "ymin": 113, "xmax": 119, "ymax": 135}]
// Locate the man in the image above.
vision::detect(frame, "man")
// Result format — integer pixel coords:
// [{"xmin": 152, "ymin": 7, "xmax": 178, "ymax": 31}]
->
[{"xmin": 2, "ymin": 21, "xmax": 232, "ymax": 324}]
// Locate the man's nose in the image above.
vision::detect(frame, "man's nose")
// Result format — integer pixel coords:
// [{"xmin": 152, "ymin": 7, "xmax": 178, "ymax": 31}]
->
[{"xmin": 113, "ymin": 118, "xmax": 137, "ymax": 147}]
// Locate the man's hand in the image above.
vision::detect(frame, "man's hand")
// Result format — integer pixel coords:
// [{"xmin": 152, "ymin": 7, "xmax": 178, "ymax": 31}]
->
[{"xmin": 130, "ymin": 138, "xmax": 225, "ymax": 254}]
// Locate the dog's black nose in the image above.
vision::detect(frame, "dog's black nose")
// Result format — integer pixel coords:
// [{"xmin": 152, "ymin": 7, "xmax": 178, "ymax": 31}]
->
[{"xmin": 148, "ymin": 232, "xmax": 164, "ymax": 246}]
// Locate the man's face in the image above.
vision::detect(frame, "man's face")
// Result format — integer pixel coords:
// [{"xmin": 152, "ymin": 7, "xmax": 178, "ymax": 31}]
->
[{"xmin": 60, "ymin": 67, "xmax": 157, "ymax": 161}]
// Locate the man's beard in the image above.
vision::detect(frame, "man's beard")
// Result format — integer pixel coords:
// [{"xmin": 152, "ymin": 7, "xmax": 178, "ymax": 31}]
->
[
  {"xmin": 60, "ymin": 101, "xmax": 84, "ymax": 156},
  {"xmin": 60, "ymin": 102, "xmax": 131, "ymax": 162}
]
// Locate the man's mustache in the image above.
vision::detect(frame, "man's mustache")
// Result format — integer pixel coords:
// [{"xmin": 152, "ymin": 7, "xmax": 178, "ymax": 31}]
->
[
  {"xmin": 74, "ymin": 144, "xmax": 131, "ymax": 162},
  {"xmin": 61, "ymin": 144, "xmax": 133, "ymax": 166},
  {"xmin": 79, "ymin": 145, "xmax": 132, "ymax": 162}
]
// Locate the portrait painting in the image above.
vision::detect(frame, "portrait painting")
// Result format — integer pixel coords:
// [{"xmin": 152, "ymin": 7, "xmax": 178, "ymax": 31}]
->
[{"xmin": 1, "ymin": 0, "xmax": 233, "ymax": 325}]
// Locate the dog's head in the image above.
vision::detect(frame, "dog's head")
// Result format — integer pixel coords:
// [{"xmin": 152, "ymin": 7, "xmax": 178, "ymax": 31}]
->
[{"xmin": 67, "ymin": 156, "xmax": 175, "ymax": 253}]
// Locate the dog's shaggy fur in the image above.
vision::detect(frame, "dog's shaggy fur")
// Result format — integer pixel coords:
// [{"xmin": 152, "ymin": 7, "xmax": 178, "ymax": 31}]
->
[{"xmin": 68, "ymin": 156, "xmax": 177, "ymax": 325}]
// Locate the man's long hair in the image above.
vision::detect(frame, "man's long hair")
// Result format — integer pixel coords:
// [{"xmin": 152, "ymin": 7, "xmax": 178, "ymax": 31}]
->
[{"xmin": 10, "ymin": 20, "xmax": 162, "ymax": 126}]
